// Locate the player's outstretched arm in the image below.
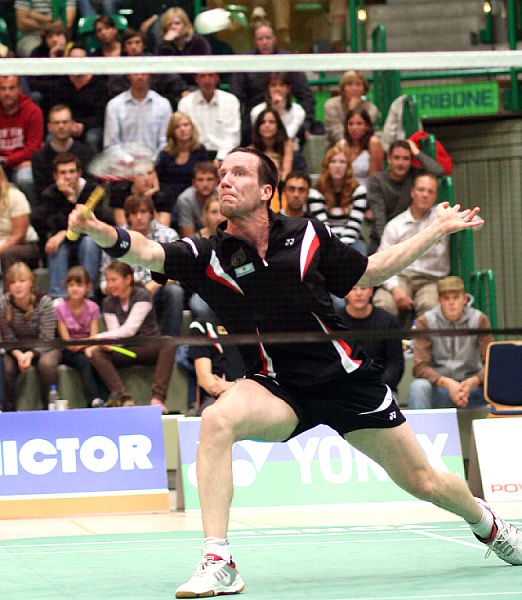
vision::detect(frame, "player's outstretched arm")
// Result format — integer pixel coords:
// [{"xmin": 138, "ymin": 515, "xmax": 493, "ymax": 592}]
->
[
  {"xmin": 67, "ymin": 204, "xmax": 166, "ymax": 274},
  {"xmin": 357, "ymin": 202, "xmax": 484, "ymax": 287}
]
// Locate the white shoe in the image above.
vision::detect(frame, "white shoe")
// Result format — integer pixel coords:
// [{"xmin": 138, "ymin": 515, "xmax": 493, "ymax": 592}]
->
[
  {"xmin": 175, "ymin": 553, "xmax": 245, "ymax": 598},
  {"xmin": 475, "ymin": 498, "xmax": 522, "ymax": 565}
]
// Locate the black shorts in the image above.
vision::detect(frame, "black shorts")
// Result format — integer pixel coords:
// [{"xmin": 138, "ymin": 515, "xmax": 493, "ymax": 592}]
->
[{"xmin": 249, "ymin": 362, "xmax": 405, "ymax": 440}]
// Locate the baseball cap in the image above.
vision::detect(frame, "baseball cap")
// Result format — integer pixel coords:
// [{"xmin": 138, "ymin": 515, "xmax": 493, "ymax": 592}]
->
[{"xmin": 437, "ymin": 276, "xmax": 465, "ymax": 295}]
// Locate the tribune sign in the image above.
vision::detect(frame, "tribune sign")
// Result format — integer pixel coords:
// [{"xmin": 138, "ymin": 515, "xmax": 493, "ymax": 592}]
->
[
  {"xmin": 0, "ymin": 407, "xmax": 169, "ymax": 518},
  {"xmin": 177, "ymin": 409, "xmax": 464, "ymax": 509}
]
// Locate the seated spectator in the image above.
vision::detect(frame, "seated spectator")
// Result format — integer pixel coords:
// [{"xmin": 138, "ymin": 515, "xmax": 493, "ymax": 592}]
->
[
  {"xmin": 408, "ymin": 276, "xmax": 493, "ymax": 410},
  {"xmin": 0, "ymin": 75, "xmax": 43, "ymax": 207},
  {"xmin": 156, "ymin": 112, "xmax": 209, "ymax": 216},
  {"xmin": 86, "ymin": 260, "xmax": 176, "ymax": 414},
  {"xmin": 338, "ymin": 285, "xmax": 404, "ymax": 396},
  {"xmin": 177, "ymin": 72, "xmax": 240, "ymax": 163},
  {"xmin": 372, "ymin": 174, "xmax": 449, "ymax": 324},
  {"xmin": 107, "ymin": 28, "xmax": 188, "ymax": 109},
  {"xmin": 99, "ymin": 195, "xmax": 185, "ymax": 338},
  {"xmin": 176, "ymin": 161, "xmax": 219, "ymax": 237},
  {"xmin": 15, "ymin": 0, "xmax": 76, "ymax": 57},
  {"xmin": 308, "ymin": 144, "xmax": 367, "ymax": 255},
  {"xmin": 324, "ymin": 70, "xmax": 378, "ymax": 148},
  {"xmin": 28, "ymin": 20, "xmax": 70, "ymax": 114},
  {"xmin": 32, "ymin": 103, "xmax": 94, "ymax": 202},
  {"xmin": 366, "ymin": 139, "xmax": 445, "ymax": 252},
  {"xmin": 197, "ymin": 196, "xmax": 225, "ymax": 239},
  {"xmin": 108, "ymin": 160, "xmax": 171, "ymax": 228},
  {"xmin": 230, "ymin": 19, "xmax": 315, "ymax": 146},
  {"xmin": 0, "ymin": 262, "xmax": 59, "ymax": 411},
  {"xmin": 0, "ymin": 165, "xmax": 39, "ymax": 274},
  {"xmin": 250, "ymin": 72, "xmax": 306, "ymax": 152},
  {"xmin": 53, "ymin": 46, "xmax": 108, "ymax": 153},
  {"xmin": 380, "ymin": 94, "xmax": 423, "ymax": 153},
  {"xmin": 156, "ymin": 7, "xmax": 211, "ymax": 86},
  {"xmin": 250, "ymin": 108, "xmax": 295, "ymax": 186},
  {"xmin": 32, "ymin": 152, "xmax": 113, "ymax": 298},
  {"xmin": 343, "ymin": 106, "xmax": 384, "ymax": 189},
  {"xmin": 104, "ymin": 72, "xmax": 172, "ymax": 157},
  {"xmin": 77, "ymin": 0, "xmax": 126, "ymax": 18},
  {"xmin": 55, "ymin": 266, "xmax": 108, "ymax": 408},
  {"xmin": 281, "ymin": 171, "xmax": 311, "ymax": 218},
  {"xmin": 188, "ymin": 318, "xmax": 246, "ymax": 415},
  {"xmin": 91, "ymin": 15, "xmax": 121, "ymax": 57}
]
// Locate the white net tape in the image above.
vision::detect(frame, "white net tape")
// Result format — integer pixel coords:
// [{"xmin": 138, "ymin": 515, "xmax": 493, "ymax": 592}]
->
[{"xmin": 3, "ymin": 51, "xmax": 522, "ymax": 76}]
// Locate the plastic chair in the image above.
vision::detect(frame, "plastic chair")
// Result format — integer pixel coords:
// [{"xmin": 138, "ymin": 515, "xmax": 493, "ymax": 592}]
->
[
  {"xmin": 0, "ymin": 16, "xmax": 10, "ymax": 48},
  {"xmin": 484, "ymin": 341, "xmax": 522, "ymax": 417}
]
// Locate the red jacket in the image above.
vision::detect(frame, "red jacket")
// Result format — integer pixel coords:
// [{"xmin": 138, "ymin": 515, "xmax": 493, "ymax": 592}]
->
[
  {"xmin": 409, "ymin": 131, "xmax": 453, "ymax": 175},
  {"xmin": 0, "ymin": 94, "xmax": 43, "ymax": 167}
]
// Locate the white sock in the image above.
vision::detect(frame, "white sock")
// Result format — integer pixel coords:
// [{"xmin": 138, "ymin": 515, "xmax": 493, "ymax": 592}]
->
[
  {"xmin": 204, "ymin": 537, "xmax": 231, "ymax": 562},
  {"xmin": 469, "ymin": 504, "xmax": 495, "ymax": 539}
]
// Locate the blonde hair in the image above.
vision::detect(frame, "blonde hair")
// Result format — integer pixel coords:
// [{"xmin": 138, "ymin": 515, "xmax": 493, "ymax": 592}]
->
[
  {"xmin": 0, "ymin": 165, "xmax": 10, "ymax": 212},
  {"xmin": 316, "ymin": 144, "xmax": 357, "ymax": 212},
  {"xmin": 164, "ymin": 112, "xmax": 200, "ymax": 156},
  {"xmin": 161, "ymin": 7, "xmax": 193, "ymax": 37},
  {"xmin": 5, "ymin": 262, "xmax": 36, "ymax": 322},
  {"xmin": 339, "ymin": 70, "xmax": 369, "ymax": 97}
]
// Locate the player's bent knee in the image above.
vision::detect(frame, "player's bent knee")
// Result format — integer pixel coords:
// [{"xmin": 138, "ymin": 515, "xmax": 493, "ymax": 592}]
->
[{"xmin": 400, "ymin": 467, "xmax": 439, "ymax": 502}]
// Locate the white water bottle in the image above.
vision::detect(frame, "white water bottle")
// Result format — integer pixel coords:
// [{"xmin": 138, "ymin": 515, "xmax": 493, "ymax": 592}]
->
[{"xmin": 48, "ymin": 384, "xmax": 59, "ymax": 411}]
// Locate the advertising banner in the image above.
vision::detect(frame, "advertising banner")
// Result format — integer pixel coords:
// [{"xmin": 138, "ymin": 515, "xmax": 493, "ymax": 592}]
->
[
  {"xmin": 473, "ymin": 418, "xmax": 522, "ymax": 502},
  {"xmin": 177, "ymin": 409, "xmax": 464, "ymax": 509},
  {"xmin": 0, "ymin": 407, "xmax": 169, "ymax": 518},
  {"xmin": 403, "ymin": 81, "xmax": 499, "ymax": 118}
]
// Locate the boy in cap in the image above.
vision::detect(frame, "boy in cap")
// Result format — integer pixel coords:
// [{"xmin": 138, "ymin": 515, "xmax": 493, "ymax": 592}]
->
[{"xmin": 408, "ymin": 275, "xmax": 493, "ymax": 409}]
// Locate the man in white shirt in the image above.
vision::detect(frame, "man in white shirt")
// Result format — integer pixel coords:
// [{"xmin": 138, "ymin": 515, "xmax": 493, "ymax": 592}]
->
[
  {"xmin": 372, "ymin": 173, "xmax": 450, "ymax": 325},
  {"xmin": 103, "ymin": 73, "xmax": 172, "ymax": 156},
  {"xmin": 177, "ymin": 73, "xmax": 240, "ymax": 163}
]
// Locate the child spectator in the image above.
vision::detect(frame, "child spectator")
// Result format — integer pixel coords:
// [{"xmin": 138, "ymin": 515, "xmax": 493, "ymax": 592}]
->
[
  {"xmin": 86, "ymin": 261, "xmax": 175, "ymax": 413},
  {"xmin": 0, "ymin": 262, "xmax": 59, "ymax": 411},
  {"xmin": 55, "ymin": 266, "xmax": 107, "ymax": 408},
  {"xmin": 91, "ymin": 15, "xmax": 121, "ymax": 57}
]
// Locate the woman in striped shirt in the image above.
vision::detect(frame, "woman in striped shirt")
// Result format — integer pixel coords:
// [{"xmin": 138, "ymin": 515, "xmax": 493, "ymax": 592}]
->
[
  {"xmin": 308, "ymin": 143, "xmax": 368, "ymax": 256},
  {"xmin": 0, "ymin": 261, "xmax": 59, "ymax": 411}
]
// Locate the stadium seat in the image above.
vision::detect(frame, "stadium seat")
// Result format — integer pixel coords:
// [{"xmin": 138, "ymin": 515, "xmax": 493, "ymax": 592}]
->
[
  {"xmin": 0, "ymin": 16, "xmax": 10, "ymax": 48},
  {"xmin": 484, "ymin": 341, "xmax": 522, "ymax": 417}
]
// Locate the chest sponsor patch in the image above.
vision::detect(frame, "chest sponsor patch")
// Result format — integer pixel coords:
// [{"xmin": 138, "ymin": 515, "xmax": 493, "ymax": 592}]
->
[{"xmin": 234, "ymin": 262, "xmax": 255, "ymax": 277}]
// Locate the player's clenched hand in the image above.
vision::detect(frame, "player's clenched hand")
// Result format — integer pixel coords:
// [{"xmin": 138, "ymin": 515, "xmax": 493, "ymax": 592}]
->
[{"xmin": 68, "ymin": 203, "xmax": 101, "ymax": 237}]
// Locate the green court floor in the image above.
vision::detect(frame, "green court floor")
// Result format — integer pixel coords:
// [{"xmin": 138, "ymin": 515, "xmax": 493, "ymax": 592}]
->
[{"xmin": 2, "ymin": 523, "xmax": 522, "ymax": 599}]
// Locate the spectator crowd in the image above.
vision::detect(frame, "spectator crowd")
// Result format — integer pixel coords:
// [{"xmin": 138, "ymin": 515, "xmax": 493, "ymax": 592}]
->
[{"xmin": 0, "ymin": 7, "xmax": 490, "ymax": 415}]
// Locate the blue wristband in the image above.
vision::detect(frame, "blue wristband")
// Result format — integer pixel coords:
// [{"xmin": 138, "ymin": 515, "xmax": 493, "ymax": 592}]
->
[{"xmin": 104, "ymin": 227, "xmax": 131, "ymax": 258}]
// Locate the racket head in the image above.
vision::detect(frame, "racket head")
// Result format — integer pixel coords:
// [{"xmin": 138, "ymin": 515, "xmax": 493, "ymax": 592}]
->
[{"xmin": 88, "ymin": 143, "xmax": 155, "ymax": 182}]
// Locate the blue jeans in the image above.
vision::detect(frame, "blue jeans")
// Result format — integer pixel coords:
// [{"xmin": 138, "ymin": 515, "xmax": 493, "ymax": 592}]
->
[
  {"xmin": 77, "ymin": 0, "xmax": 126, "ymax": 16},
  {"xmin": 408, "ymin": 377, "xmax": 487, "ymax": 409},
  {"xmin": 61, "ymin": 349, "xmax": 108, "ymax": 405},
  {"xmin": 48, "ymin": 237, "xmax": 101, "ymax": 298},
  {"xmin": 153, "ymin": 283, "xmax": 185, "ymax": 337}
]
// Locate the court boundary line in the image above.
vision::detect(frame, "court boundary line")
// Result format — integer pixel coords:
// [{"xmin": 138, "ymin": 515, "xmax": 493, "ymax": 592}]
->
[{"xmin": 413, "ymin": 529, "xmax": 484, "ymax": 550}]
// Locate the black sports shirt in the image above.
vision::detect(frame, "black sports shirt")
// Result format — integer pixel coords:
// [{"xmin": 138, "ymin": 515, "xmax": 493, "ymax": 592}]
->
[{"xmin": 155, "ymin": 212, "xmax": 368, "ymax": 386}]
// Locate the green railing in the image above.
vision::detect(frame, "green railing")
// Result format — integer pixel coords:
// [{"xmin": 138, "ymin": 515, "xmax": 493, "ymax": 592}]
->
[
  {"xmin": 371, "ymin": 24, "xmax": 401, "ymax": 130},
  {"xmin": 469, "ymin": 269, "xmax": 498, "ymax": 329}
]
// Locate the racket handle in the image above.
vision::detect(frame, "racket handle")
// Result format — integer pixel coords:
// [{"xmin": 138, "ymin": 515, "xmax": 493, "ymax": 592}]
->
[{"xmin": 66, "ymin": 185, "xmax": 106, "ymax": 241}]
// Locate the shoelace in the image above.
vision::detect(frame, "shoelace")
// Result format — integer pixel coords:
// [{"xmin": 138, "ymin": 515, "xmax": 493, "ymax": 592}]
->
[
  {"xmin": 485, "ymin": 522, "xmax": 518, "ymax": 559},
  {"xmin": 192, "ymin": 556, "xmax": 224, "ymax": 579}
]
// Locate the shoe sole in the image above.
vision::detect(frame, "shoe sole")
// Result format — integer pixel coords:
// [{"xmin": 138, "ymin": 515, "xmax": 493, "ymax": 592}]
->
[{"xmin": 175, "ymin": 583, "xmax": 245, "ymax": 598}]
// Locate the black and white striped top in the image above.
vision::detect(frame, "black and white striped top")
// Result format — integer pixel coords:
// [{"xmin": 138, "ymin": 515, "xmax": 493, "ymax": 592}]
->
[{"xmin": 308, "ymin": 185, "xmax": 367, "ymax": 246}]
